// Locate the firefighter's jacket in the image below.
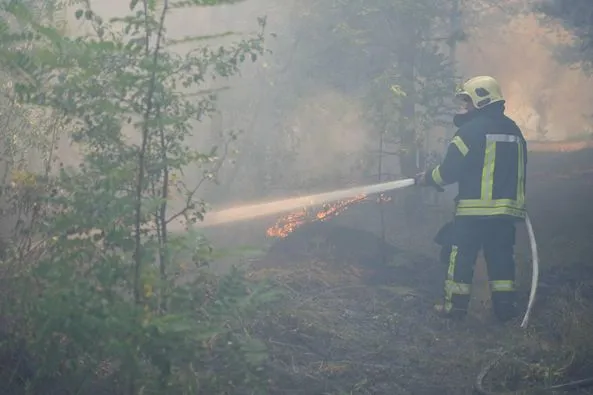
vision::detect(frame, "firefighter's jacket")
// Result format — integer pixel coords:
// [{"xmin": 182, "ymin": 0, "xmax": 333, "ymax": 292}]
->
[{"xmin": 427, "ymin": 102, "xmax": 527, "ymax": 220}]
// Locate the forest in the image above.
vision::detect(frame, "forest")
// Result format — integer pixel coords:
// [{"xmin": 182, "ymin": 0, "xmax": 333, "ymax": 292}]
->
[{"xmin": 0, "ymin": 0, "xmax": 593, "ymax": 394}]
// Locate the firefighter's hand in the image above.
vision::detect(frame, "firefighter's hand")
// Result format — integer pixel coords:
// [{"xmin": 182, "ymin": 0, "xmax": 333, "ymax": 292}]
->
[
  {"xmin": 415, "ymin": 171, "xmax": 445, "ymax": 192},
  {"xmin": 414, "ymin": 171, "xmax": 428, "ymax": 186}
]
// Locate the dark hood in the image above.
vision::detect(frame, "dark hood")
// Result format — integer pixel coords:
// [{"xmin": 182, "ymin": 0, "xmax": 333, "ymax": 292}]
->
[{"xmin": 453, "ymin": 101, "xmax": 506, "ymax": 128}]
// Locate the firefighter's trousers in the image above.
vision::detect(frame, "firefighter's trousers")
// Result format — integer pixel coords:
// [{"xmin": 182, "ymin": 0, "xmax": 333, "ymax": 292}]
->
[{"xmin": 435, "ymin": 217, "xmax": 518, "ymax": 321}]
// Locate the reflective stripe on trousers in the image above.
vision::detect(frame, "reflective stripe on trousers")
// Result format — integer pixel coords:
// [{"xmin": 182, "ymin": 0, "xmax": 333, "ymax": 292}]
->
[
  {"xmin": 444, "ymin": 245, "xmax": 471, "ymax": 313},
  {"xmin": 444, "ymin": 250, "xmax": 516, "ymax": 313},
  {"xmin": 490, "ymin": 280, "xmax": 515, "ymax": 292}
]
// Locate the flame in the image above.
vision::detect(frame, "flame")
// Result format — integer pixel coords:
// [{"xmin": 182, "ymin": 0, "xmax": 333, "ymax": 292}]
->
[
  {"xmin": 315, "ymin": 194, "xmax": 366, "ymax": 220},
  {"xmin": 266, "ymin": 192, "xmax": 391, "ymax": 238},
  {"xmin": 265, "ymin": 208, "xmax": 308, "ymax": 238}
]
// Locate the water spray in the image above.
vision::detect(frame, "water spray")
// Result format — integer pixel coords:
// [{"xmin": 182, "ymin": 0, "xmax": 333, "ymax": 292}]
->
[{"xmin": 199, "ymin": 178, "xmax": 416, "ymax": 227}]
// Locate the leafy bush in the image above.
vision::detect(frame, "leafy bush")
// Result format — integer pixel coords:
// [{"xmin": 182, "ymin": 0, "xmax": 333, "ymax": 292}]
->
[{"xmin": 0, "ymin": 1, "xmax": 278, "ymax": 394}]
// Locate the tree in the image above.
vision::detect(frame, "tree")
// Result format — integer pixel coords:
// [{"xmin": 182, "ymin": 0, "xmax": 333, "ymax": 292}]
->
[
  {"xmin": 0, "ymin": 1, "xmax": 279, "ymax": 393},
  {"xmin": 293, "ymin": 0, "xmax": 459, "ymax": 182},
  {"xmin": 536, "ymin": 0, "xmax": 593, "ymax": 72}
]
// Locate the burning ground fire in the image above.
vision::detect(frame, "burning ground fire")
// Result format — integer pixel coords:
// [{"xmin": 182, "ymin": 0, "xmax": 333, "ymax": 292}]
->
[{"xmin": 266, "ymin": 193, "xmax": 391, "ymax": 238}]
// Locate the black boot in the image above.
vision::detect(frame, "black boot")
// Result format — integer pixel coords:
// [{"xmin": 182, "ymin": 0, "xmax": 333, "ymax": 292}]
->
[{"xmin": 492, "ymin": 292, "xmax": 518, "ymax": 322}]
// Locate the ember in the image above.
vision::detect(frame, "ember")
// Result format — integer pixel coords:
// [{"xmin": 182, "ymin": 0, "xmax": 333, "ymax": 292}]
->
[
  {"xmin": 266, "ymin": 208, "xmax": 308, "ymax": 238},
  {"xmin": 315, "ymin": 194, "xmax": 366, "ymax": 220},
  {"xmin": 266, "ymin": 193, "xmax": 390, "ymax": 238}
]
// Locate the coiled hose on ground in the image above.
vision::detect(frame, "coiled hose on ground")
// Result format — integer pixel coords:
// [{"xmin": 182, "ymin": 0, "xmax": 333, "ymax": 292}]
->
[{"xmin": 474, "ymin": 215, "xmax": 593, "ymax": 394}]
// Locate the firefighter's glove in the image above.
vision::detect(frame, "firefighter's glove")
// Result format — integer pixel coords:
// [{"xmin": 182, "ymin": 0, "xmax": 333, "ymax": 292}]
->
[
  {"xmin": 414, "ymin": 171, "xmax": 428, "ymax": 186},
  {"xmin": 414, "ymin": 170, "xmax": 445, "ymax": 192}
]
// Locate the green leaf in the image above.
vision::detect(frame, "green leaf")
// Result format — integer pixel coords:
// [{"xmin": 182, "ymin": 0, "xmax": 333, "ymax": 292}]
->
[{"xmin": 0, "ymin": 0, "xmax": 270, "ymax": 391}]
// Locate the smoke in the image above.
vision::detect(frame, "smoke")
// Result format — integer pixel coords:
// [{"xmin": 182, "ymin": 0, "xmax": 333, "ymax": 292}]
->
[
  {"xmin": 458, "ymin": 10, "xmax": 593, "ymax": 141},
  {"xmin": 281, "ymin": 90, "xmax": 372, "ymax": 185},
  {"xmin": 167, "ymin": 0, "xmax": 377, "ymax": 204},
  {"xmin": 57, "ymin": 0, "xmax": 593, "ymax": 211}
]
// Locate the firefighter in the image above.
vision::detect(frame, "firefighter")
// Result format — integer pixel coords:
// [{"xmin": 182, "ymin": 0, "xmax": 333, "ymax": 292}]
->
[{"xmin": 416, "ymin": 76, "xmax": 527, "ymax": 322}]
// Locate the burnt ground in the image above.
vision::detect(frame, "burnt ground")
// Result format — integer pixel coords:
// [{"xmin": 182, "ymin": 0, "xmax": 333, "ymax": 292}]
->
[{"xmin": 244, "ymin": 148, "xmax": 593, "ymax": 395}]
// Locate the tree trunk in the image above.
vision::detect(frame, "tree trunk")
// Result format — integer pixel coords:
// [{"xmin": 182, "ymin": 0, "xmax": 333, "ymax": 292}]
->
[
  {"xmin": 398, "ymin": 54, "xmax": 419, "ymax": 179},
  {"xmin": 397, "ymin": 32, "xmax": 425, "ymax": 225}
]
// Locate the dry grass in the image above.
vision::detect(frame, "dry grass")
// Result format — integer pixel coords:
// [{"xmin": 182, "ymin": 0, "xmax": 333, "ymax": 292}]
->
[
  {"xmin": 477, "ymin": 283, "xmax": 593, "ymax": 394},
  {"xmin": 248, "ymin": 256, "xmax": 508, "ymax": 394}
]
